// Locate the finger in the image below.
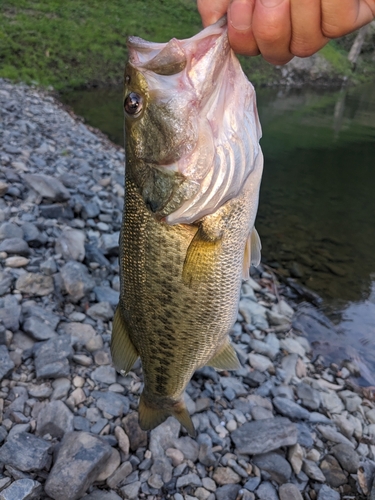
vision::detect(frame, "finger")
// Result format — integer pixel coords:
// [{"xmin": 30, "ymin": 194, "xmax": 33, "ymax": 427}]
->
[
  {"xmin": 227, "ymin": 0, "xmax": 260, "ymax": 56},
  {"xmin": 252, "ymin": 0, "xmax": 293, "ymax": 65},
  {"xmin": 197, "ymin": 0, "xmax": 230, "ymax": 27},
  {"xmin": 322, "ymin": 0, "xmax": 375, "ymax": 38},
  {"xmin": 290, "ymin": 0, "xmax": 329, "ymax": 57}
]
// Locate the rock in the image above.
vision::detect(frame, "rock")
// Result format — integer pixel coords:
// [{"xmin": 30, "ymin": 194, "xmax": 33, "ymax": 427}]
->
[
  {"xmin": 320, "ymin": 455, "xmax": 347, "ymax": 487},
  {"xmin": 0, "ymin": 432, "xmax": 51, "ymax": 472},
  {"xmin": 0, "ymin": 222, "xmax": 23, "ymax": 240},
  {"xmin": 44, "ymin": 432, "xmax": 112, "ymax": 500},
  {"xmin": 55, "ymin": 227, "xmax": 85, "ymax": 262},
  {"xmin": 317, "ymin": 425, "xmax": 355, "ymax": 448},
  {"xmin": 297, "ymin": 382, "xmax": 321, "ymax": 410},
  {"xmin": 231, "ymin": 417, "xmax": 298, "ymax": 455},
  {"xmin": 176, "ymin": 473, "xmax": 202, "ymax": 488},
  {"xmin": 0, "ymin": 238, "xmax": 30, "ymax": 256},
  {"xmin": 252, "ymin": 452, "xmax": 292, "ymax": 484},
  {"xmin": 60, "ymin": 261, "xmax": 95, "ymax": 302},
  {"xmin": 95, "ymin": 447, "xmax": 121, "ymax": 481},
  {"xmin": 122, "ymin": 412, "xmax": 148, "ymax": 451},
  {"xmin": 331, "ymin": 443, "xmax": 360, "ymax": 473},
  {"xmin": 92, "ymin": 390, "xmax": 129, "ymax": 417},
  {"xmin": 34, "ymin": 336, "xmax": 72, "ymax": 379},
  {"xmin": 16, "ymin": 272, "xmax": 54, "ymax": 296},
  {"xmin": 278, "ymin": 483, "xmax": 303, "ymax": 500},
  {"xmin": 280, "ymin": 337, "xmax": 306, "ymax": 357},
  {"xmin": 339, "ymin": 390, "xmax": 362, "ymax": 413},
  {"xmin": 39, "ymin": 203, "xmax": 74, "ymax": 220},
  {"xmin": 84, "ymin": 491, "xmax": 122, "ymax": 500},
  {"xmin": 166, "ymin": 447, "xmax": 184, "ymax": 466},
  {"xmin": 36, "ymin": 400, "xmax": 74, "ymax": 438},
  {"xmin": 248, "ymin": 353, "xmax": 274, "ymax": 372},
  {"xmin": 302, "ymin": 459, "xmax": 326, "ymax": 482},
  {"xmin": 0, "ymin": 345, "xmax": 15, "ymax": 381},
  {"xmin": 106, "ymin": 461, "xmax": 133, "ymax": 489},
  {"xmin": 91, "ymin": 366, "xmax": 117, "ymax": 385},
  {"xmin": 173, "ymin": 436, "xmax": 199, "ymax": 462},
  {"xmin": 215, "ymin": 484, "xmax": 241, "ymax": 500},
  {"xmin": 213, "ymin": 467, "xmax": 240, "ymax": 485},
  {"xmin": 100, "ymin": 232, "xmax": 120, "ymax": 255},
  {"xmin": 23, "ymin": 315, "xmax": 57, "ymax": 340},
  {"xmin": 239, "ymin": 299, "xmax": 269, "ymax": 330},
  {"xmin": 149, "ymin": 417, "xmax": 180, "ymax": 457},
  {"xmin": 0, "ymin": 479, "xmax": 42, "ymax": 500},
  {"xmin": 273, "ymin": 396, "xmax": 310, "ymax": 420},
  {"xmin": 81, "ymin": 200, "xmax": 100, "ymax": 220},
  {"xmin": 0, "ymin": 295, "xmax": 21, "ymax": 331},
  {"xmin": 24, "ymin": 173, "xmax": 70, "ymax": 201},
  {"xmin": 119, "ymin": 481, "xmax": 141, "ymax": 499},
  {"xmin": 93, "ymin": 286, "xmax": 119, "ymax": 306},
  {"xmin": 5, "ymin": 256, "xmax": 30, "ymax": 267},
  {"xmin": 28, "ymin": 382, "xmax": 53, "ymax": 398},
  {"xmin": 114, "ymin": 426, "xmax": 130, "ymax": 455},
  {"xmin": 87, "ymin": 301, "xmax": 113, "ymax": 320},
  {"xmin": 320, "ymin": 391, "xmax": 345, "ymax": 414},
  {"xmin": 250, "ymin": 406, "xmax": 273, "ymax": 420},
  {"xmin": 266, "ymin": 309, "xmax": 291, "ymax": 327},
  {"xmin": 22, "ymin": 222, "xmax": 47, "ymax": 247},
  {"xmin": 256, "ymin": 481, "xmax": 279, "ymax": 500},
  {"xmin": 317, "ymin": 485, "xmax": 340, "ymax": 500},
  {"xmin": 288, "ymin": 443, "xmax": 305, "ymax": 475}
]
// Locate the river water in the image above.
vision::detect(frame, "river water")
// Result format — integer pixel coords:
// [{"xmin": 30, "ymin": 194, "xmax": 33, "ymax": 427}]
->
[{"xmin": 61, "ymin": 82, "xmax": 375, "ymax": 372}]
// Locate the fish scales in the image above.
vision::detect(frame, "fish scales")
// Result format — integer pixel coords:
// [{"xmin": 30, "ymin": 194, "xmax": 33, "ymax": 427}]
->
[{"xmin": 111, "ymin": 18, "xmax": 263, "ymax": 435}]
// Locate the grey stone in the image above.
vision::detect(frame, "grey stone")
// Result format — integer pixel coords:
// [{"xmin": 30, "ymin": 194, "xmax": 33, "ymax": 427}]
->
[
  {"xmin": 44, "ymin": 432, "xmax": 112, "ymax": 500},
  {"xmin": 273, "ymin": 396, "xmax": 310, "ymax": 420},
  {"xmin": 39, "ymin": 203, "xmax": 74, "ymax": 220},
  {"xmin": 302, "ymin": 459, "xmax": 326, "ymax": 482},
  {"xmin": 239, "ymin": 298, "xmax": 269, "ymax": 330},
  {"xmin": 55, "ymin": 227, "xmax": 85, "ymax": 262},
  {"xmin": 215, "ymin": 484, "xmax": 241, "ymax": 500},
  {"xmin": 320, "ymin": 391, "xmax": 345, "ymax": 414},
  {"xmin": 149, "ymin": 417, "xmax": 180, "ymax": 457},
  {"xmin": 92, "ymin": 390, "xmax": 129, "ymax": 417},
  {"xmin": 23, "ymin": 316, "xmax": 57, "ymax": 340},
  {"xmin": 253, "ymin": 452, "xmax": 292, "ymax": 484},
  {"xmin": 320, "ymin": 455, "xmax": 347, "ymax": 487},
  {"xmin": 123, "ymin": 412, "xmax": 148, "ymax": 452},
  {"xmin": 0, "ymin": 479, "xmax": 42, "ymax": 500},
  {"xmin": 22, "ymin": 302, "xmax": 60, "ymax": 329},
  {"xmin": 317, "ymin": 484, "xmax": 340, "ymax": 500},
  {"xmin": 36, "ymin": 400, "xmax": 74, "ymax": 438},
  {"xmin": 0, "ymin": 222, "xmax": 23, "ymax": 240},
  {"xmin": 173, "ymin": 436, "xmax": 199, "ymax": 462},
  {"xmin": 84, "ymin": 491, "xmax": 122, "ymax": 500},
  {"xmin": 256, "ymin": 481, "xmax": 279, "ymax": 500},
  {"xmin": 250, "ymin": 406, "xmax": 273, "ymax": 420},
  {"xmin": 34, "ymin": 336, "xmax": 73, "ymax": 379},
  {"xmin": 106, "ymin": 461, "xmax": 133, "ymax": 489},
  {"xmin": 93, "ymin": 286, "xmax": 119, "ymax": 306},
  {"xmin": 176, "ymin": 473, "xmax": 202, "ymax": 488},
  {"xmin": 101, "ymin": 232, "xmax": 120, "ymax": 255},
  {"xmin": 0, "ymin": 345, "xmax": 15, "ymax": 381},
  {"xmin": 81, "ymin": 201, "xmax": 100, "ymax": 219},
  {"xmin": 331, "ymin": 443, "xmax": 360, "ymax": 473},
  {"xmin": 317, "ymin": 425, "xmax": 355, "ymax": 448},
  {"xmin": 22, "ymin": 222, "xmax": 47, "ymax": 247},
  {"xmin": 16, "ymin": 272, "xmax": 54, "ymax": 296},
  {"xmin": 296, "ymin": 422, "xmax": 314, "ymax": 447},
  {"xmin": 231, "ymin": 417, "xmax": 298, "ymax": 455},
  {"xmin": 0, "ymin": 238, "xmax": 30, "ymax": 256},
  {"xmin": 0, "ymin": 432, "xmax": 51, "ymax": 472},
  {"xmin": 91, "ymin": 366, "xmax": 117, "ymax": 385},
  {"xmin": 0, "ymin": 295, "xmax": 21, "ymax": 331},
  {"xmin": 87, "ymin": 301, "xmax": 113, "ymax": 320},
  {"xmin": 24, "ymin": 173, "xmax": 70, "ymax": 201},
  {"xmin": 60, "ymin": 261, "xmax": 95, "ymax": 302},
  {"xmin": 278, "ymin": 483, "xmax": 303, "ymax": 500},
  {"xmin": 119, "ymin": 481, "xmax": 141, "ymax": 499},
  {"xmin": 243, "ymin": 476, "xmax": 261, "ymax": 491},
  {"xmin": 296, "ymin": 383, "xmax": 321, "ymax": 410},
  {"xmin": 60, "ymin": 321, "xmax": 95, "ymax": 347},
  {"xmin": 339, "ymin": 390, "xmax": 362, "ymax": 413},
  {"xmin": 0, "ymin": 272, "xmax": 13, "ymax": 296}
]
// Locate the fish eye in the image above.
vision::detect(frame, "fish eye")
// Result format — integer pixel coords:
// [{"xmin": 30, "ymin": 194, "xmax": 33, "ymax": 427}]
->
[{"xmin": 124, "ymin": 92, "xmax": 143, "ymax": 116}]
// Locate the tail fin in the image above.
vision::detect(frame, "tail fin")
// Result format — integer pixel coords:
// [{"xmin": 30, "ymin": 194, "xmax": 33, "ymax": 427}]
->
[{"xmin": 138, "ymin": 393, "xmax": 196, "ymax": 437}]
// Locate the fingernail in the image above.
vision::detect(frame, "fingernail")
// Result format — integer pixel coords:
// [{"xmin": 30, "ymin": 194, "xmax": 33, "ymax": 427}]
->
[
  {"xmin": 229, "ymin": 0, "xmax": 252, "ymax": 31},
  {"xmin": 259, "ymin": 0, "xmax": 284, "ymax": 7}
]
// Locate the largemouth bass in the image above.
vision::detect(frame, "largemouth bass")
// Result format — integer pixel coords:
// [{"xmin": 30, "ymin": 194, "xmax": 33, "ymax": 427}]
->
[{"xmin": 111, "ymin": 18, "xmax": 263, "ymax": 436}]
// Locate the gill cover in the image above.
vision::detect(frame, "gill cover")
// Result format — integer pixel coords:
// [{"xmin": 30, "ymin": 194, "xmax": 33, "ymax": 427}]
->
[{"xmin": 126, "ymin": 18, "xmax": 263, "ymax": 225}]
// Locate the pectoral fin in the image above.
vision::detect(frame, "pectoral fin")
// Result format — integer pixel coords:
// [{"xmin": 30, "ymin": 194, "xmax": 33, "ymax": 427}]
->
[
  {"xmin": 251, "ymin": 227, "xmax": 262, "ymax": 267},
  {"xmin": 182, "ymin": 225, "xmax": 222, "ymax": 288},
  {"xmin": 207, "ymin": 339, "xmax": 241, "ymax": 371},
  {"xmin": 111, "ymin": 306, "xmax": 139, "ymax": 375}
]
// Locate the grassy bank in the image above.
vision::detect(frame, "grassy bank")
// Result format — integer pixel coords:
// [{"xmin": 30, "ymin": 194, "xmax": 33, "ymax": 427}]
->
[{"xmin": 1, "ymin": 0, "xmax": 374, "ymax": 90}]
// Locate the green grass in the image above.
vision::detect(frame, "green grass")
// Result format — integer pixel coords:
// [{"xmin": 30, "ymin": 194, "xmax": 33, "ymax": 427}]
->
[{"xmin": 0, "ymin": 0, "xmax": 202, "ymax": 90}]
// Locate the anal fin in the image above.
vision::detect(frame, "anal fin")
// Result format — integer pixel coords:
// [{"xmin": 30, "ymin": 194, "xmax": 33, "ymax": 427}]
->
[
  {"xmin": 111, "ymin": 306, "xmax": 139, "ymax": 376},
  {"xmin": 207, "ymin": 339, "xmax": 241, "ymax": 371},
  {"xmin": 242, "ymin": 233, "xmax": 251, "ymax": 280},
  {"xmin": 182, "ymin": 225, "xmax": 221, "ymax": 288}
]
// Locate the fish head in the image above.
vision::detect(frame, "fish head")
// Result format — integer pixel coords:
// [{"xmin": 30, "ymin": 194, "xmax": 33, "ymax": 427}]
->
[{"xmin": 124, "ymin": 18, "xmax": 262, "ymax": 224}]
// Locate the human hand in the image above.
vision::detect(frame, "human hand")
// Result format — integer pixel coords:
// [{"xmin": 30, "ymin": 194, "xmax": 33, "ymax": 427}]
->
[{"xmin": 198, "ymin": 0, "xmax": 375, "ymax": 65}]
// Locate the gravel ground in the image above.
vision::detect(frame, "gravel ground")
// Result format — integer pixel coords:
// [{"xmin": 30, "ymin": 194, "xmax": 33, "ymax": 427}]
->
[{"xmin": 0, "ymin": 78, "xmax": 375, "ymax": 500}]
